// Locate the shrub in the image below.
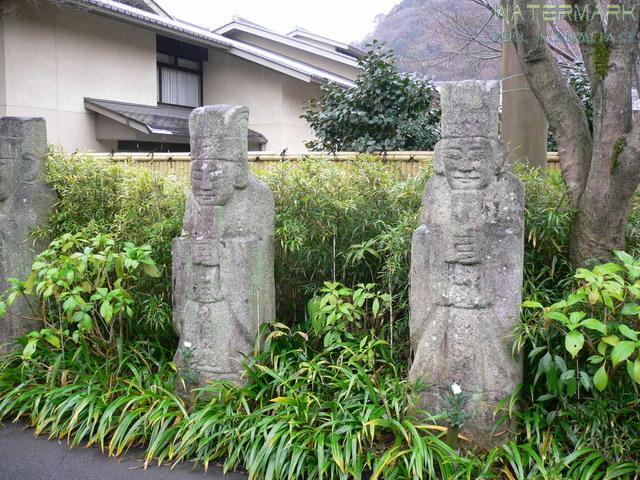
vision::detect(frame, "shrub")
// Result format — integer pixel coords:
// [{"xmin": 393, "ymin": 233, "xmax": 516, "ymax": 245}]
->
[
  {"xmin": 36, "ymin": 149, "xmax": 187, "ymax": 341},
  {"xmin": 0, "ymin": 233, "xmax": 162, "ymax": 357},
  {"xmin": 6, "ymin": 149, "xmax": 640, "ymax": 476},
  {"xmin": 518, "ymin": 252, "xmax": 640, "ymax": 463},
  {"xmin": 262, "ymin": 158, "xmax": 427, "ymax": 353},
  {"xmin": 2, "ymin": 281, "xmax": 637, "ymax": 478},
  {"xmin": 302, "ymin": 43, "xmax": 440, "ymax": 152}
]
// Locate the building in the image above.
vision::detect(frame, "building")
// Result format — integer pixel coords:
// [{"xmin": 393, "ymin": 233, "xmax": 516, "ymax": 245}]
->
[{"xmin": 0, "ymin": 0, "xmax": 362, "ymax": 152}]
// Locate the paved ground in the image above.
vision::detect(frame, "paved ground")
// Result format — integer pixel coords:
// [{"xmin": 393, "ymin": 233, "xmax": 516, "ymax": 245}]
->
[{"xmin": 0, "ymin": 421, "xmax": 247, "ymax": 480}]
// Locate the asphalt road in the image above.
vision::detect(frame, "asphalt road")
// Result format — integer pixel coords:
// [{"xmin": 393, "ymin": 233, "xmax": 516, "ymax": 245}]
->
[{"xmin": 0, "ymin": 422, "xmax": 247, "ymax": 480}]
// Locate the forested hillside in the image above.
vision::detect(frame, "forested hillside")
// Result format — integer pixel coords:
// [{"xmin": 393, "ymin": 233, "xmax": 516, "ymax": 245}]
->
[{"xmin": 363, "ymin": 0, "xmax": 502, "ymax": 80}]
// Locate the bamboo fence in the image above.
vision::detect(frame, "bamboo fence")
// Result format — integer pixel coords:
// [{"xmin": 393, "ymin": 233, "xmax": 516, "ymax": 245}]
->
[{"xmin": 84, "ymin": 151, "xmax": 561, "ymax": 178}]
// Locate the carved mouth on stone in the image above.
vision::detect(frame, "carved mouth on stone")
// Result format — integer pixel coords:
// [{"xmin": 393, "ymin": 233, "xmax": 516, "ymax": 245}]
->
[{"xmin": 452, "ymin": 175, "xmax": 480, "ymax": 183}]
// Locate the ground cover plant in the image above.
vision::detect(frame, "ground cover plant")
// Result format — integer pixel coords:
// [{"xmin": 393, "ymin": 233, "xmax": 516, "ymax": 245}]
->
[{"xmin": 0, "ymin": 151, "xmax": 639, "ymax": 478}]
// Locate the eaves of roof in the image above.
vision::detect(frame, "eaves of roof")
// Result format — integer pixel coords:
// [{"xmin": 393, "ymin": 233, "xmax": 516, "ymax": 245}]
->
[
  {"xmin": 71, "ymin": 0, "xmax": 354, "ymax": 88},
  {"xmin": 215, "ymin": 19, "xmax": 359, "ymax": 67},
  {"xmin": 287, "ymin": 28, "xmax": 365, "ymax": 58}
]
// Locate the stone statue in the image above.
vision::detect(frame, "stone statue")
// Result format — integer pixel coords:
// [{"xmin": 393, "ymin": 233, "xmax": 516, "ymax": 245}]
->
[
  {"xmin": 0, "ymin": 117, "xmax": 56, "ymax": 351},
  {"xmin": 173, "ymin": 105, "xmax": 275, "ymax": 388},
  {"xmin": 409, "ymin": 81, "xmax": 524, "ymax": 448}
]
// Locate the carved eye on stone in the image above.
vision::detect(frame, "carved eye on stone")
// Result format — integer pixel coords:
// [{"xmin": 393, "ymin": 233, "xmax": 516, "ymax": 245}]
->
[{"xmin": 446, "ymin": 149, "xmax": 462, "ymax": 159}]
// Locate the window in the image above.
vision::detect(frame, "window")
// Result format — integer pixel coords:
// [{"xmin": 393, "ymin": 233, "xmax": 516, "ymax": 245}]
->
[
  {"xmin": 158, "ymin": 55, "xmax": 201, "ymax": 108},
  {"xmin": 156, "ymin": 36, "xmax": 208, "ymax": 108}
]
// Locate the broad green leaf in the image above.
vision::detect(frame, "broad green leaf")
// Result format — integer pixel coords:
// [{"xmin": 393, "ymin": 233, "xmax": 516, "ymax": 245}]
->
[
  {"xmin": 603, "ymin": 294, "xmax": 614, "ymax": 310},
  {"xmin": 0, "ymin": 301, "xmax": 6, "ymax": 318},
  {"xmin": 618, "ymin": 324, "xmax": 639, "ymax": 341},
  {"xmin": 549, "ymin": 300, "xmax": 567, "ymax": 310},
  {"xmin": 593, "ymin": 262, "xmax": 623, "ymax": 275},
  {"xmin": 540, "ymin": 352, "xmax": 553, "ymax": 372},
  {"xmin": 568, "ymin": 311, "xmax": 586, "ymax": 326},
  {"xmin": 559, "ymin": 369, "xmax": 575, "ymax": 381},
  {"xmin": 372, "ymin": 298, "xmax": 380, "ymax": 317},
  {"xmin": 587, "ymin": 355, "xmax": 604, "ymax": 364},
  {"xmin": 100, "ymin": 301, "xmax": 114, "ymax": 323},
  {"xmin": 142, "ymin": 263, "xmax": 161, "ymax": 278},
  {"xmin": 614, "ymin": 250, "xmax": 633, "ymax": 264},
  {"xmin": 593, "ymin": 365, "xmax": 608, "ymax": 391},
  {"xmin": 554, "ymin": 355, "xmax": 567, "ymax": 372},
  {"xmin": 621, "ymin": 303, "xmax": 640, "ymax": 316},
  {"xmin": 579, "ymin": 371, "xmax": 591, "ymax": 391},
  {"xmin": 79, "ymin": 314, "xmax": 92, "ymax": 331},
  {"xmin": 611, "ymin": 341, "xmax": 637, "ymax": 366},
  {"xmin": 580, "ymin": 318, "xmax": 607, "ymax": 334},
  {"xmin": 22, "ymin": 340, "xmax": 37, "ymax": 359},
  {"xmin": 628, "ymin": 265, "xmax": 640, "ymax": 280},
  {"xmin": 528, "ymin": 346, "xmax": 546, "ymax": 360},
  {"xmin": 545, "ymin": 311, "xmax": 569, "ymax": 324},
  {"xmin": 43, "ymin": 334, "xmax": 61, "ymax": 349},
  {"xmin": 602, "ymin": 335, "xmax": 620, "ymax": 347},
  {"xmin": 625, "ymin": 360, "xmax": 640, "ymax": 384},
  {"xmin": 565, "ymin": 330, "xmax": 584, "ymax": 358},
  {"xmin": 522, "ymin": 300, "xmax": 543, "ymax": 309},
  {"xmin": 566, "ymin": 293, "xmax": 585, "ymax": 306}
]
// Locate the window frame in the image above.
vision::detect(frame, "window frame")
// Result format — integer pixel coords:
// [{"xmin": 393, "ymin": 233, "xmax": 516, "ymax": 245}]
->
[{"xmin": 157, "ymin": 54, "xmax": 204, "ymax": 109}]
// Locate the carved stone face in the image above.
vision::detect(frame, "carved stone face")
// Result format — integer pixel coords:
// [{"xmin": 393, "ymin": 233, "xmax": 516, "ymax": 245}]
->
[
  {"xmin": 442, "ymin": 138, "xmax": 493, "ymax": 190},
  {"xmin": 191, "ymin": 159, "xmax": 237, "ymax": 206},
  {"xmin": 0, "ymin": 154, "xmax": 15, "ymax": 202}
]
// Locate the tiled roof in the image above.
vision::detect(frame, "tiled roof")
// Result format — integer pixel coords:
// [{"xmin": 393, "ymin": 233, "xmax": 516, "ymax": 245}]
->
[
  {"xmin": 114, "ymin": 0, "xmax": 153, "ymax": 13},
  {"xmin": 84, "ymin": 98, "xmax": 268, "ymax": 144}
]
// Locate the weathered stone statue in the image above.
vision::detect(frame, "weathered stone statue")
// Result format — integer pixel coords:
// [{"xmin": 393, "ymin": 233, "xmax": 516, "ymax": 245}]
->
[
  {"xmin": 0, "ymin": 117, "xmax": 56, "ymax": 351},
  {"xmin": 409, "ymin": 81, "xmax": 524, "ymax": 448},
  {"xmin": 173, "ymin": 105, "xmax": 275, "ymax": 388}
]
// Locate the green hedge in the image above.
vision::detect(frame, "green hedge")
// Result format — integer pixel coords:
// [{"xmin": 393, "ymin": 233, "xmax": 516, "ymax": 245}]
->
[{"xmin": 38, "ymin": 150, "xmax": 640, "ymax": 354}]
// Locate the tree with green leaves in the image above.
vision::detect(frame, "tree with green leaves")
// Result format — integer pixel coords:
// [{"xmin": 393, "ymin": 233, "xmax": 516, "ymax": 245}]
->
[{"xmin": 302, "ymin": 44, "xmax": 441, "ymax": 153}]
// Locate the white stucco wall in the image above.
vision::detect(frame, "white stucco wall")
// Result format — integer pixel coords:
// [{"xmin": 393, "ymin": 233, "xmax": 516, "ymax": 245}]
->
[
  {"xmin": 1, "ymin": 3, "xmax": 157, "ymax": 151},
  {"xmin": 1, "ymin": 4, "xmax": 322, "ymax": 152},
  {"xmin": 203, "ymin": 48, "xmax": 322, "ymax": 151}
]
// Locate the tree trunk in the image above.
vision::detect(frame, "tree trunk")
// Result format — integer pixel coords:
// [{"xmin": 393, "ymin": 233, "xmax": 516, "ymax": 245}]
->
[
  {"xmin": 569, "ymin": 190, "xmax": 631, "ymax": 266},
  {"xmin": 505, "ymin": 0, "xmax": 640, "ymax": 268}
]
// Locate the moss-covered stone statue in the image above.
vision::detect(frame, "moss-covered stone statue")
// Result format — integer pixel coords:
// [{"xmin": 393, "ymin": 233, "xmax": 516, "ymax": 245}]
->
[
  {"xmin": 172, "ymin": 105, "xmax": 275, "ymax": 390},
  {"xmin": 409, "ymin": 81, "xmax": 524, "ymax": 449},
  {"xmin": 0, "ymin": 117, "xmax": 56, "ymax": 352}
]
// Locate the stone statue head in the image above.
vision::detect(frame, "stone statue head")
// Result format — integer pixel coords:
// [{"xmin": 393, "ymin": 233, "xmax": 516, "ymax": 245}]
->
[
  {"xmin": 0, "ymin": 117, "xmax": 46, "ymax": 202},
  {"xmin": 189, "ymin": 105, "xmax": 250, "ymax": 206},
  {"xmin": 435, "ymin": 137, "xmax": 501, "ymax": 190},
  {"xmin": 439, "ymin": 81, "xmax": 500, "ymax": 140},
  {"xmin": 432, "ymin": 80, "xmax": 507, "ymax": 190}
]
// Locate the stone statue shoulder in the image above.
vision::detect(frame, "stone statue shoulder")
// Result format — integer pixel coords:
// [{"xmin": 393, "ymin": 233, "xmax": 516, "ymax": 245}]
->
[
  {"xmin": 226, "ymin": 174, "xmax": 275, "ymax": 237},
  {"xmin": 493, "ymin": 169, "xmax": 524, "ymax": 223},
  {"xmin": 418, "ymin": 175, "xmax": 450, "ymax": 225}
]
